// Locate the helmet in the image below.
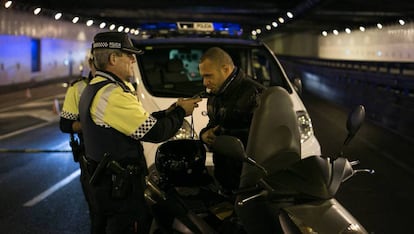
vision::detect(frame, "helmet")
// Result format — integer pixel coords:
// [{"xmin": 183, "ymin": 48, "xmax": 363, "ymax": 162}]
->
[{"xmin": 155, "ymin": 139, "xmax": 211, "ymax": 186}]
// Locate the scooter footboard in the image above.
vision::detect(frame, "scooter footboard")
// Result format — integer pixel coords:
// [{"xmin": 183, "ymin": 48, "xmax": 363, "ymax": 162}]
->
[{"xmin": 280, "ymin": 198, "xmax": 368, "ymax": 234}]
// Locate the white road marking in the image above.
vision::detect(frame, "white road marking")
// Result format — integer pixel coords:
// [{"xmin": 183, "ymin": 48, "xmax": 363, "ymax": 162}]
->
[
  {"xmin": 0, "ymin": 122, "xmax": 53, "ymax": 141},
  {"xmin": 0, "ymin": 109, "xmax": 59, "ymax": 121},
  {"xmin": 23, "ymin": 169, "xmax": 80, "ymax": 207},
  {"xmin": 52, "ymin": 141, "xmax": 70, "ymax": 150}
]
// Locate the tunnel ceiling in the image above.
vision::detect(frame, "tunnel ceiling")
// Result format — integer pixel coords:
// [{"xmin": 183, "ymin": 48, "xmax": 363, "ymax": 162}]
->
[{"xmin": 11, "ymin": 0, "xmax": 414, "ymax": 37}]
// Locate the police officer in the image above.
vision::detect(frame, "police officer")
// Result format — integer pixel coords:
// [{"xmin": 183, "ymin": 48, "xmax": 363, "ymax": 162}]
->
[
  {"xmin": 79, "ymin": 31, "xmax": 201, "ymax": 234},
  {"xmin": 60, "ymin": 52, "xmax": 95, "ymax": 143},
  {"xmin": 59, "ymin": 51, "xmax": 96, "ymax": 222},
  {"xmin": 199, "ymin": 47, "xmax": 266, "ymax": 195}
]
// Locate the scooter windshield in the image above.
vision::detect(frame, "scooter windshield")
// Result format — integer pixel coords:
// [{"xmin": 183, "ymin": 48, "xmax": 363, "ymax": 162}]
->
[{"xmin": 240, "ymin": 87, "xmax": 301, "ymax": 187}]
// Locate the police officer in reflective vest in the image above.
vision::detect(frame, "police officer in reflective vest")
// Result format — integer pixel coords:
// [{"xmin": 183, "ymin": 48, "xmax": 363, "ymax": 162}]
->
[
  {"xmin": 60, "ymin": 52, "xmax": 95, "ymax": 151},
  {"xmin": 60, "ymin": 51, "xmax": 96, "ymax": 220},
  {"xmin": 79, "ymin": 31, "xmax": 202, "ymax": 234}
]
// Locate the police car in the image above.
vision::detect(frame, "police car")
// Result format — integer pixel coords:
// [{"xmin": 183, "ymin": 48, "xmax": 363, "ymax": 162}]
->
[{"xmin": 129, "ymin": 26, "xmax": 321, "ymax": 167}]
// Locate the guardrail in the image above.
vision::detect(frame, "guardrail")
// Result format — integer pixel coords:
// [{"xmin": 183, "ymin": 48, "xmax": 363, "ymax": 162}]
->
[
  {"xmin": 278, "ymin": 55, "xmax": 414, "ymax": 140},
  {"xmin": 279, "ymin": 55, "xmax": 414, "ymax": 77}
]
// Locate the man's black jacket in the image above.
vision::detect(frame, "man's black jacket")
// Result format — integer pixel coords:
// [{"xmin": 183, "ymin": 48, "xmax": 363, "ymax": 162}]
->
[{"xmin": 200, "ymin": 67, "xmax": 266, "ymax": 191}]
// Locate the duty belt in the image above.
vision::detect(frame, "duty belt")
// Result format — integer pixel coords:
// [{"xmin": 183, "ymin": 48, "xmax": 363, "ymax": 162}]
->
[{"xmin": 82, "ymin": 154, "xmax": 141, "ymax": 185}]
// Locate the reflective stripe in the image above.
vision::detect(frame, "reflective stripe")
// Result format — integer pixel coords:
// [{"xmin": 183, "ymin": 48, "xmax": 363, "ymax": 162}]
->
[
  {"xmin": 76, "ymin": 81, "xmax": 87, "ymax": 100},
  {"xmin": 94, "ymin": 83, "xmax": 116, "ymax": 127}
]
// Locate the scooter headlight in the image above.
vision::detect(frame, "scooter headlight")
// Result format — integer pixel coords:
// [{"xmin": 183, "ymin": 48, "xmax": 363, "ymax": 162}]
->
[
  {"xmin": 296, "ymin": 111, "xmax": 314, "ymax": 143},
  {"xmin": 170, "ymin": 119, "xmax": 198, "ymax": 140}
]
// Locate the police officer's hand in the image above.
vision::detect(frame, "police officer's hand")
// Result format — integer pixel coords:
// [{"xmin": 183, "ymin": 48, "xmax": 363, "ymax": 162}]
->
[
  {"xmin": 176, "ymin": 97, "xmax": 202, "ymax": 116},
  {"xmin": 201, "ymin": 125, "xmax": 220, "ymax": 145},
  {"xmin": 72, "ymin": 121, "xmax": 82, "ymax": 133}
]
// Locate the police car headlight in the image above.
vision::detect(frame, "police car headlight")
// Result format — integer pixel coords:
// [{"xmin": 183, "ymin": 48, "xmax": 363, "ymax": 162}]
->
[
  {"xmin": 296, "ymin": 111, "xmax": 314, "ymax": 143},
  {"xmin": 170, "ymin": 119, "xmax": 198, "ymax": 140}
]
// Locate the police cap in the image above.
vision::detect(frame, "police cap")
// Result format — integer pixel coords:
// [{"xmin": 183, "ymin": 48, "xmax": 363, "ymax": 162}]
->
[{"xmin": 92, "ymin": 32, "xmax": 143, "ymax": 55}]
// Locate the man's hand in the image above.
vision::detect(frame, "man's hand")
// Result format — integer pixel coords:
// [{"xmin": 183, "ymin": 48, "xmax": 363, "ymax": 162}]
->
[
  {"xmin": 176, "ymin": 97, "xmax": 202, "ymax": 116},
  {"xmin": 72, "ymin": 121, "xmax": 82, "ymax": 133},
  {"xmin": 201, "ymin": 125, "xmax": 220, "ymax": 145}
]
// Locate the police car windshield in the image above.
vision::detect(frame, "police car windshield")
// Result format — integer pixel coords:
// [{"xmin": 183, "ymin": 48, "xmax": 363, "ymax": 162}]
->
[{"xmin": 136, "ymin": 43, "xmax": 288, "ymax": 98}]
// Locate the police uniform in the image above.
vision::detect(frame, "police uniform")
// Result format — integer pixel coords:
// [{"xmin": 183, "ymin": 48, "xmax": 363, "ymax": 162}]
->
[
  {"xmin": 79, "ymin": 32, "xmax": 188, "ymax": 234},
  {"xmin": 60, "ymin": 75, "xmax": 90, "ymax": 160},
  {"xmin": 59, "ymin": 73, "xmax": 93, "ymax": 222},
  {"xmin": 60, "ymin": 77, "xmax": 89, "ymax": 129}
]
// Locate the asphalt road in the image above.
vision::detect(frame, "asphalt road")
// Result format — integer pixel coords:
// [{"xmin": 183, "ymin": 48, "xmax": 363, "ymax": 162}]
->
[{"xmin": 0, "ymin": 82, "xmax": 413, "ymax": 233}]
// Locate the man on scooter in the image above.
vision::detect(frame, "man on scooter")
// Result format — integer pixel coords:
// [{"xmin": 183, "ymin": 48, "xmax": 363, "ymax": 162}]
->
[{"xmin": 199, "ymin": 47, "xmax": 266, "ymax": 196}]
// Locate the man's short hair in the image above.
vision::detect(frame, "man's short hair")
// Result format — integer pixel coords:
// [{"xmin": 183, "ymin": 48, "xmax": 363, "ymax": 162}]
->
[{"xmin": 200, "ymin": 47, "xmax": 234, "ymax": 67}]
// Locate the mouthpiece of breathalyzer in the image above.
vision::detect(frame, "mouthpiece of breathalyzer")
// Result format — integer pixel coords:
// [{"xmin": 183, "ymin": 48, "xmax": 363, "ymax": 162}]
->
[{"xmin": 192, "ymin": 90, "xmax": 210, "ymax": 98}]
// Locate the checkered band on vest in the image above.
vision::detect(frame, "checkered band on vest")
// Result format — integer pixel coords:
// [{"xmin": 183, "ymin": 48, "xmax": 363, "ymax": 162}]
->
[
  {"xmin": 131, "ymin": 115, "xmax": 157, "ymax": 140},
  {"xmin": 93, "ymin": 42, "xmax": 122, "ymax": 49},
  {"xmin": 60, "ymin": 110, "xmax": 78, "ymax": 120}
]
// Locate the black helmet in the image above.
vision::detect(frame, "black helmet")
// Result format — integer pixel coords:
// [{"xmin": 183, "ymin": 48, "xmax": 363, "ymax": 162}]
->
[{"xmin": 155, "ymin": 139, "xmax": 212, "ymax": 186}]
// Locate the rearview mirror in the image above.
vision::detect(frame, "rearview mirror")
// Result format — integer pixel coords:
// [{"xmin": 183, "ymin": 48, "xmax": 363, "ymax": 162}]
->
[
  {"xmin": 293, "ymin": 78, "xmax": 302, "ymax": 95},
  {"xmin": 344, "ymin": 105, "xmax": 365, "ymax": 145}
]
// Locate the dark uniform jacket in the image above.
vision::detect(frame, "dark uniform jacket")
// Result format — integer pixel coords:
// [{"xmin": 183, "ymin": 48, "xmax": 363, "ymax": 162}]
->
[
  {"xmin": 79, "ymin": 70, "xmax": 186, "ymax": 163},
  {"xmin": 200, "ymin": 67, "xmax": 266, "ymax": 191},
  {"xmin": 78, "ymin": 70, "xmax": 186, "ymax": 218}
]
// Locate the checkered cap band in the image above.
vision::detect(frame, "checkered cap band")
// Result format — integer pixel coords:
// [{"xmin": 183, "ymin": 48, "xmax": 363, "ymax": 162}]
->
[{"xmin": 93, "ymin": 41, "xmax": 122, "ymax": 50}]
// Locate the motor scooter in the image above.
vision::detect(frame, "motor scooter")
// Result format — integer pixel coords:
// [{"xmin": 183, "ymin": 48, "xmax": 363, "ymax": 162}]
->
[{"xmin": 144, "ymin": 86, "xmax": 373, "ymax": 234}]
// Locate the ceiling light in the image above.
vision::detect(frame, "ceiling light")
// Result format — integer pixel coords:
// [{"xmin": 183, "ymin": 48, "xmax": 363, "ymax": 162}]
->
[
  {"xmin": 4, "ymin": 1, "xmax": 12, "ymax": 8},
  {"xmin": 118, "ymin": 26, "xmax": 124, "ymax": 32},
  {"xmin": 33, "ymin": 8, "xmax": 41, "ymax": 15},
  {"xmin": 266, "ymin": 25, "xmax": 271, "ymax": 30},
  {"xmin": 256, "ymin": 29, "xmax": 262, "ymax": 34},
  {"xmin": 99, "ymin": 22, "xmax": 106, "ymax": 29},
  {"xmin": 86, "ymin": 20, "xmax": 93, "ymax": 26},
  {"xmin": 399, "ymin": 19, "xmax": 405, "ymax": 25},
  {"xmin": 322, "ymin": 31, "xmax": 328, "ymax": 36},
  {"xmin": 272, "ymin": 22, "xmax": 278, "ymax": 28},
  {"xmin": 278, "ymin": 17, "xmax": 285, "ymax": 23},
  {"xmin": 109, "ymin": 24, "xmax": 116, "ymax": 30},
  {"xmin": 54, "ymin": 13, "xmax": 62, "ymax": 20},
  {"xmin": 345, "ymin": 28, "xmax": 351, "ymax": 34},
  {"xmin": 359, "ymin": 26, "xmax": 365, "ymax": 32},
  {"xmin": 377, "ymin": 23, "xmax": 383, "ymax": 29},
  {"xmin": 287, "ymin": 12, "xmax": 294, "ymax": 18},
  {"xmin": 251, "ymin": 30, "xmax": 257, "ymax": 36},
  {"xmin": 333, "ymin": 29, "xmax": 339, "ymax": 35},
  {"xmin": 124, "ymin": 27, "xmax": 130, "ymax": 33},
  {"xmin": 72, "ymin": 17, "xmax": 79, "ymax": 23}
]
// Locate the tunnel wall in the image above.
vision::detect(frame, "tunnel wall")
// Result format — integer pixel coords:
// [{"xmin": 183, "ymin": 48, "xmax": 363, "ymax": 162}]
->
[
  {"xmin": 0, "ymin": 9, "xmax": 101, "ymax": 87},
  {"xmin": 265, "ymin": 23, "xmax": 414, "ymax": 63},
  {"xmin": 264, "ymin": 22, "xmax": 414, "ymax": 140}
]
